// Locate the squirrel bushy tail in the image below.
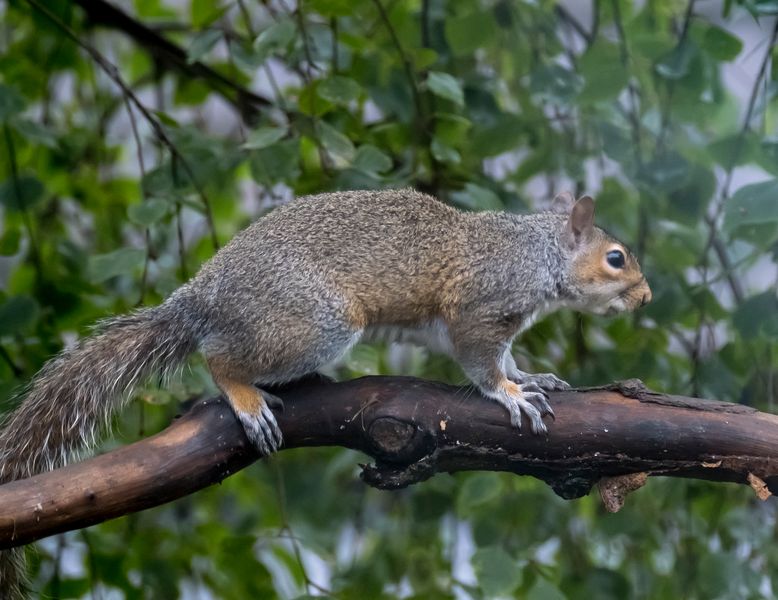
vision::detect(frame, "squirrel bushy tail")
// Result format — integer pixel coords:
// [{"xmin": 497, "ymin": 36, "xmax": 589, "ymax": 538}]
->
[{"xmin": 0, "ymin": 301, "xmax": 198, "ymax": 597}]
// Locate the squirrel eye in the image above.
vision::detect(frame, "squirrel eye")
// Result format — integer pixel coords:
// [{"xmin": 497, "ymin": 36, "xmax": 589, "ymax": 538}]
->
[{"xmin": 606, "ymin": 250, "xmax": 625, "ymax": 269}]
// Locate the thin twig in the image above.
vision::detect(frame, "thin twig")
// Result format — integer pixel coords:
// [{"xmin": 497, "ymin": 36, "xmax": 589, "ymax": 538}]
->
[
  {"xmin": 123, "ymin": 96, "xmax": 153, "ymax": 306},
  {"xmin": 554, "ymin": 4, "xmax": 592, "ymax": 46},
  {"xmin": 281, "ymin": 2, "xmax": 331, "ymax": 171},
  {"xmin": 271, "ymin": 462, "xmax": 337, "ymax": 597},
  {"xmin": 699, "ymin": 19, "xmax": 778, "ymax": 292},
  {"xmin": 688, "ymin": 20, "xmax": 778, "ymax": 392},
  {"xmin": 611, "ymin": 0, "xmax": 643, "ymax": 167},
  {"xmin": 172, "ymin": 160, "xmax": 188, "ymax": 281},
  {"xmin": 421, "ymin": 0, "xmax": 431, "ymax": 48},
  {"xmin": 719, "ymin": 23, "xmax": 778, "ymax": 202},
  {"xmin": 655, "ymin": 0, "xmax": 696, "ymax": 154},
  {"xmin": 234, "ymin": 0, "xmax": 286, "ymax": 109},
  {"xmin": 370, "ymin": 0, "xmax": 424, "ymax": 125},
  {"xmin": 2, "ymin": 124, "xmax": 43, "ymax": 281},
  {"xmin": 330, "ymin": 17, "xmax": 339, "ymax": 73},
  {"xmin": 236, "ymin": 0, "xmax": 255, "ymax": 36},
  {"xmin": 0, "ymin": 345, "xmax": 22, "ymax": 378}
]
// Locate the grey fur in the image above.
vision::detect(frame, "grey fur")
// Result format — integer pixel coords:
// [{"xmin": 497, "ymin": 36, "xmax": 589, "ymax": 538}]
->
[{"xmin": 0, "ymin": 189, "xmax": 650, "ymax": 596}]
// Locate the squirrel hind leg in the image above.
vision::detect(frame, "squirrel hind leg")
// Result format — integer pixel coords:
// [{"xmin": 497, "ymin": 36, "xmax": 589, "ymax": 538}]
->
[{"xmin": 208, "ymin": 363, "xmax": 283, "ymax": 455}]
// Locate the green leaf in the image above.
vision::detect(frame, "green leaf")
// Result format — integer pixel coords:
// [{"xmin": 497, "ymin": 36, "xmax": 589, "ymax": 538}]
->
[
  {"xmin": 709, "ymin": 133, "xmax": 760, "ymax": 170},
  {"xmin": 667, "ymin": 164, "xmax": 715, "ymax": 222},
  {"xmin": 450, "ymin": 183, "xmax": 502, "ymax": 211},
  {"xmin": 0, "ymin": 176, "xmax": 45, "ymax": 211},
  {"xmin": 128, "ymin": 199, "xmax": 168, "ymax": 226},
  {"xmin": 305, "ymin": 0, "xmax": 352, "ymax": 16},
  {"xmin": 187, "ymin": 29, "xmax": 222, "ymax": 64},
  {"xmin": 344, "ymin": 344, "xmax": 381, "ymax": 375},
  {"xmin": 655, "ymin": 42, "xmax": 696, "ymax": 80},
  {"xmin": 411, "ymin": 48, "xmax": 438, "ymax": 70},
  {"xmin": 434, "ymin": 112, "xmax": 472, "ymax": 146},
  {"xmin": 0, "ymin": 227, "xmax": 20, "ymax": 256},
  {"xmin": 445, "ymin": 12, "xmax": 496, "ymax": 55},
  {"xmin": 317, "ymin": 76, "xmax": 362, "ymax": 105},
  {"xmin": 431, "ymin": 137, "xmax": 460, "ymax": 164},
  {"xmin": 472, "ymin": 546, "xmax": 522, "ymax": 597},
  {"xmin": 253, "ymin": 20, "xmax": 296, "ymax": 61},
  {"xmin": 353, "ymin": 144, "xmax": 392, "ymax": 174},
  {"xmin": 724, "ymin": 179, "xmax": 778, "ymax": 233},
  {"xmin": 249, "ymin": 138, "xmax": 300, "ymax": 184},
  {"xmin": 0, "ymin": 84, "xmax": 24, "ymax": 122},
  {"xmin": 191, "ymin": 0, "xmax": 227, "ymax": 27},
  {"xmin": 471, "ymin": 114, "xmax": 525, "ymax": 157},
  {"xmin": 697, "ymin": 552, "xmax": 742, "ymax": 598},
  {"xmin": 11, "ymin": 119, "xmax": 57, "ymax": 147},
  {"xmin": 298, "ymin": 82, "xmax": 334, "ymax": 116},
  {"xmin": 318, "ymin": 121, "xmax": 355, "ymax": 165},
  {"xmin": 153, "ymin": 110, "xmax": 180, "ymax": 127},
  {"xmin": 642, "ymin": 153, "xmax": 689, "ymax": 193},
  {"xmin": 426, "ymin": 72, "xmax": 464, "ymax": 107},
  {"xmin": 242, "ymin": 126, "xmax": 287, "ymax": 150},
  {"xmin": 88, "ymin": 248, "xmax": 146, "ymax": 283},
  {"xmin": 0, "ymin": 295, "xmax": 39, "ymax": 336},
  {"xmin": 457, "ymin": 473, "xmax": 505, "ymax": 513},
  {"xmin": 757, "ymin": 139, "xmax": 778, "ymax": 175},
  {"xmin": 702, "ymin": 26, "xmax": 743, "ymax": 61},
  {"xmin": 578, "ymin": 41, "xmax": 629, "ymax": 103},
  {"xmin": 733, "ymin": 292, "xmax": 778, "ymax": 339},
  {"xmin": 530, "ymin": 65, "xmax": 583, "ymax": 104},
  {"xmin": 527, "ymin": 578, "xmax": 566, "ymax": 600},
  {"xmin": 749, "ymin": 0, "xmax": 778, "ymax": 15},
  {"xmin": 229, "ymin": 39, "xmax": 262, "ymax": 73}
]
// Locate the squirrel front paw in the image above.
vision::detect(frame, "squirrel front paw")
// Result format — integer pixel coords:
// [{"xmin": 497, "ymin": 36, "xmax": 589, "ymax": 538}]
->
[{"xmin": 489, "ymin": 380, "xmax": 554, "ymax": 435}]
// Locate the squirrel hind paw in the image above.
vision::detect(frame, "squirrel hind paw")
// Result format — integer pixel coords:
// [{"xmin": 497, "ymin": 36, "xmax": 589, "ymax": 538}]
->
[
  {"xmin": 210, "ymin": 372, "xmax": 284, "ymax": 454},
  {"xmin": 258, "ymin": 389, "xmax": 285, "ymax": 412},
  {"xmin": 235, "ymin": 400, "xmax": 283, "ymax": 455}
]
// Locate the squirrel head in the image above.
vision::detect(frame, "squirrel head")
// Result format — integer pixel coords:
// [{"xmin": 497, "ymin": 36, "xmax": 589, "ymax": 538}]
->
[{"xmin": 556, "ymin": 193, "xmax": 652, "ymax": 316}]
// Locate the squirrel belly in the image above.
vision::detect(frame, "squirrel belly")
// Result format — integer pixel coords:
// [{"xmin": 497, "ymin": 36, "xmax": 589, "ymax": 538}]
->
[{"xmin": 0, "ymin": 188, "xmax": 651, "ymax": 598}]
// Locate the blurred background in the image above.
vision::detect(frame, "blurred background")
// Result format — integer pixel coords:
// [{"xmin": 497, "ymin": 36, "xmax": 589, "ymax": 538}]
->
[{"xmin": 1, "ymin": 0, "xmax": 777, "ymax": 598}]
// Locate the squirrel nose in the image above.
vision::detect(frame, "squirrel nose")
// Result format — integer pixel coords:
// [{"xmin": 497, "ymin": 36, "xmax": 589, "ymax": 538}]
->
[{"xmin": 641, "ymin": 289, "xmax": 652, "ymax": 307}]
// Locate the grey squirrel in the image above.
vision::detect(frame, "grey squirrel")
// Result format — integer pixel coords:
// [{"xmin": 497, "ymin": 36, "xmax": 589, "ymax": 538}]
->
[{"xmin": 0, "ymin": 188, "xmax": 650, "ymax": 595}]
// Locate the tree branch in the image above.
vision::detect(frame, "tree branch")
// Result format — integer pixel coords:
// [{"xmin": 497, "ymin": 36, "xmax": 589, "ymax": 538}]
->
[
  {"xmin": 1, "ymin": 376, "xmax": 777, "ymax": 549},
  {"xmin": 69, "ymin": 0, "xmax": 272, "ymax": 120}
]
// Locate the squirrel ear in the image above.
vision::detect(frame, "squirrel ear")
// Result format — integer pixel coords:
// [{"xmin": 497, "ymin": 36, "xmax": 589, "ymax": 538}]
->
[
  {"xmin": 565, "ymin": 195, "xmax": 595, "ymax": 248},
  {"xmin": 551, "ymin": 191, "xmax": 576, "ymax": 214}
]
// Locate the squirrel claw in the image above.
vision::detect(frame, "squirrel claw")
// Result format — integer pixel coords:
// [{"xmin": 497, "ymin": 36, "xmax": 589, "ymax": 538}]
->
[
  {"xmin": 236, "ymin": 402, "xmax": 283, "ymax": 456},
  {"xmin": 527, "ymin": 373, "xmax": 570, "ymax": 391},
  {"xmin": 491, "ymin": 385, "xmax": 549, "ymax": 435},
  {"xmin": 524, "ymin": 389, "xmax": 555, "ymax": 420},
  {"xmin": 262, "ymin": 391, "xmax": 285, "ymax": 413}
]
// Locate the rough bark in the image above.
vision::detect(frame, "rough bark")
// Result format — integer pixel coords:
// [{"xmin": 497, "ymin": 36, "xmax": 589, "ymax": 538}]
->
[{"xmin": 1, "ymin": 376, "xmax": 777, "ymax": 549}]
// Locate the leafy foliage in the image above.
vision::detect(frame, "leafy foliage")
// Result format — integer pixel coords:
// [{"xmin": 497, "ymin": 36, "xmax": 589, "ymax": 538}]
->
[{"xmin": 1, "ymin": 0, "xmax": 777, "ymax": 597}]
